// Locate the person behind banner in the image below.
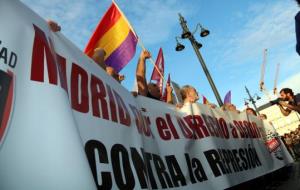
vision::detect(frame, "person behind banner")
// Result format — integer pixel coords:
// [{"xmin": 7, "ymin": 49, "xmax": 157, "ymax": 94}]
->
[
  {"xmin": 136, "ymin": 50, "xmax": 173, "ymax": 103},
  {"xmin": 222, "ymin": 103, "xmax": 239, "ymax": 113},
  {"xmin": 259, "ymin": 113, "xmax": 267, "ymax": 120},
  {"xmin": 291, "ymin": 131, "xmax": 300, "ymax": 158},
  {"xmin": 180, "ymin": 85, "xmax": 199, "ymax": 104},
  {"xmin": 178, "ymin": 85, "xmax": 218, "ymax": 109},
  {"xmin": 284, "ymin": 133, "xmax": 296, "ymax": 159},
  {"xmin": 277, "ymin": 88, "xmax": 300, "ymax": 116},
  {"xmin": 245, "ymin": 107, "xmax": 257, "ymax": 116}
]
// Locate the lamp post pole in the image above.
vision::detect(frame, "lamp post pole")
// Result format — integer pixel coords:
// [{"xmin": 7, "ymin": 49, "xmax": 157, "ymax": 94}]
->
[
  {"xmin": 245, "ymin": 86, "xmax": 260, "ymax": 114},
  {"xmin": 178, "ymin": 13, "xmax": 223, "ymax": 107}
]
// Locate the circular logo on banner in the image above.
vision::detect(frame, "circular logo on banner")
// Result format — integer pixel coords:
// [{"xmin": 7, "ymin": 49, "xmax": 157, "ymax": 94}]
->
[{"xmin": 0, "ymin": 70, "xmax": 14, "ymax": 149}]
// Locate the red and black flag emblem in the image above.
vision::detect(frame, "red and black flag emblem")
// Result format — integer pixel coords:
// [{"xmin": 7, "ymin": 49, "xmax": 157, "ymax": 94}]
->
[{"xmin": 0, "ymin": 70, "xmax": 14, "ymax": 146}]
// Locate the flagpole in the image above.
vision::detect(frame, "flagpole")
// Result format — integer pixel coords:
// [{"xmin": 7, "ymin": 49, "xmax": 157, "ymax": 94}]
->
[{"xmin": 170, "ymin": 82, "xmax": 180, "ymax": 103}]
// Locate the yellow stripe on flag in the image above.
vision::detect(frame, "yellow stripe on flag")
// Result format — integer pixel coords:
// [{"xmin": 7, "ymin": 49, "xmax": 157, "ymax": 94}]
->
[{"xmin": 94, "ymin": 17, "xmax": 131, "ymax": 59}]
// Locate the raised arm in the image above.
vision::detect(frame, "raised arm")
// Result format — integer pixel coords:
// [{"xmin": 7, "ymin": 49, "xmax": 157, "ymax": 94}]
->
[
  {"xmin": 136, "ymin": 50, "xmax": 151, "ymax": 96},
  {"xmin": 166, "ymin": 83, "xmax": 173, "ymax": 104}
]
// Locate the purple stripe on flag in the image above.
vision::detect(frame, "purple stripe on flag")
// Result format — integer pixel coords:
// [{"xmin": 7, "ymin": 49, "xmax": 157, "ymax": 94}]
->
[{"xmin": 105, "ymin": 31, "xmax": 138, "ymax": 73}]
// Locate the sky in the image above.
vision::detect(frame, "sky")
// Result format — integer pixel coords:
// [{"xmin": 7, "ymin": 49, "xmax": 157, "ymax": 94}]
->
[{"xmin": 21, "ymin": 0, "xmax": 300, "ymax": 109}]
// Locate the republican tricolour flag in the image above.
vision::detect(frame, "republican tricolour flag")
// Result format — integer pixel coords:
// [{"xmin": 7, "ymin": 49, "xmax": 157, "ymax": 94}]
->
[
  {"xmin": 84, "ymin": 1, "xmax": 138, "ymax": 73},
  {"xmin": 150, "ymin": 48, "xmax": 164, "ymax": 96}
]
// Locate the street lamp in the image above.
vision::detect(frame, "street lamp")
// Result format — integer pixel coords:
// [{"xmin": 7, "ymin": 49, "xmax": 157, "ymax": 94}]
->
[
  {"xmin": 175, "ymin": 37, "xmax": 185, "ymax": 51},
  {"xmin": 175, "ymin": 13, "xmax": 223, "ymax": 107},
  {"xmin": 245, "ymin": 86, "xmax": 261, "ymax": 114}
]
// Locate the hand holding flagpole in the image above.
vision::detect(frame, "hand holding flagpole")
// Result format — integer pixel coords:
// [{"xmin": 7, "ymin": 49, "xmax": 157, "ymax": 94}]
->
[{"xmin": 137, "ymin": 40, "xmax": 166, "ymax": 83}]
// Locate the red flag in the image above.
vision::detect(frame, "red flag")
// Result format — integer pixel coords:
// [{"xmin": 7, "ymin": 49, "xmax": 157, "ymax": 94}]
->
[
  {"xmin": 150, "ymin": 48, "xmax": 164, "ymax": 96},
  {"xmin": 162, "ymin": 74, "xmax": 170, "ymax": 102},
  {"xmin": 203, "ymin": 95, "xmax": 210, "ymax": 105}
]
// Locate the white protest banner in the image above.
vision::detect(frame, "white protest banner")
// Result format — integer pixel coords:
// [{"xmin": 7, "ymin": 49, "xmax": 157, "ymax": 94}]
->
[{"xmin": 0, "ymin": 0, "xmax": 293, "ymax": 190}]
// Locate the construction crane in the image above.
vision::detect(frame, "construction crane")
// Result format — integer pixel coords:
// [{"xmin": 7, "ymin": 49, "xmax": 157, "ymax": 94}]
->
[
  {"xmin": 259, "ymin": 49, "xmax": 267, "ymax": 91},
  {"xmin": 273, "ymin": 63, "xmax": 280, "ymax": 95},
  {"xmin": 259, "ymin": 48, "xmax": 273, "ymax": 101}
]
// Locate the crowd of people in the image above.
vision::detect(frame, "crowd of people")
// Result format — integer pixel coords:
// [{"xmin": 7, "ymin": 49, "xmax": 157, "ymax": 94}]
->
[
  {"xmin": 43, "ymin": 1, "xmax": 300, "ymax": 187},
  {"xmin": 47, "ymin": 20, "xmax": 300, "ymax": 124},
  {"xmin": 48, "ymin": 20, "xmax": 175, "ymax": 103},
  {"xmin": 282, "ymin": 126, "xmax": 300, "ymax": 160}
]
